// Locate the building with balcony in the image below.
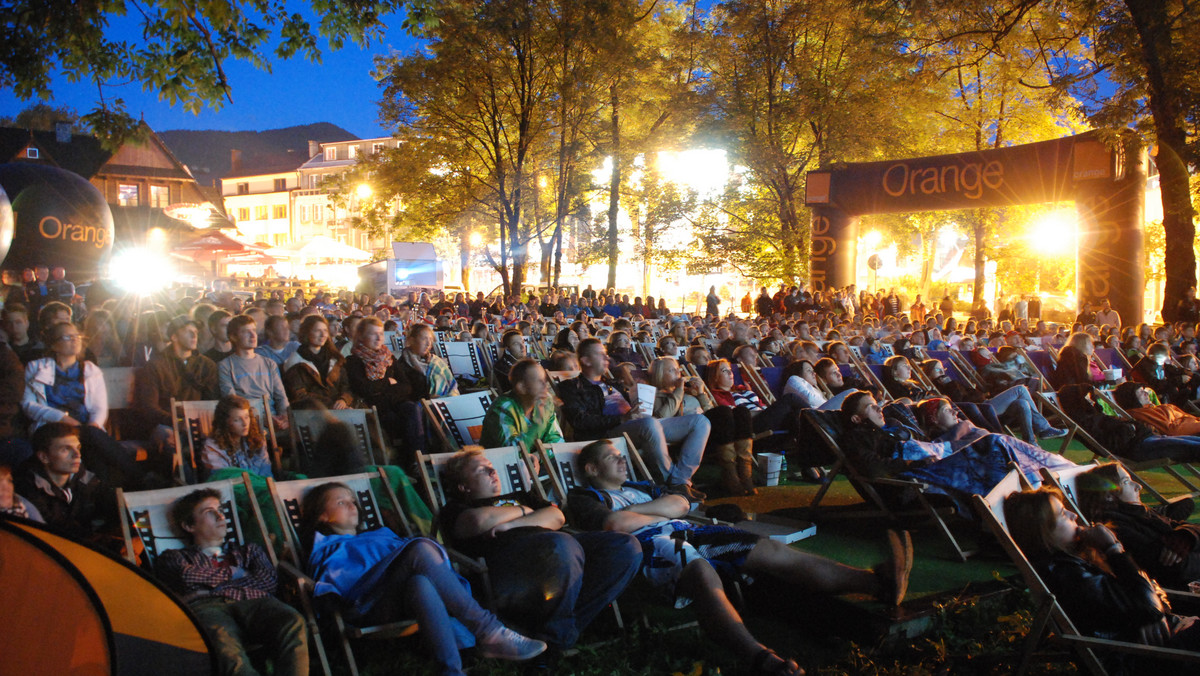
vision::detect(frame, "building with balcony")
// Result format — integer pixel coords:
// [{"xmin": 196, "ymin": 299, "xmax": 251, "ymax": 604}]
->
[{"xmin": 219, "ymin": 137, "xmax": 400, "ymax": 254}]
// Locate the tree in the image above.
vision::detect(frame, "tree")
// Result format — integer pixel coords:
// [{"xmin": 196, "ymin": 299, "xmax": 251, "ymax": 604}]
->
[
  {"xmin": 590, "ymin": 0, "xmax": 704, "ymax": 290},
  {"xmin": 1, "ymin": 0, "xmax": 434, "ymax": 147},
  {"xmin": 0, "ymin": 103, "xmax": 86, "ymax": 133},
  {"xmin": 918, "ymin": 0, "xmax": 1200, "ymax": 320},
  {"xmin": 374, "ymin": 0, "xmax": 560, "ymax": 296},
  {"xmin": 703, "ymin": 0, "xmax": 923, "ymax": 284}
]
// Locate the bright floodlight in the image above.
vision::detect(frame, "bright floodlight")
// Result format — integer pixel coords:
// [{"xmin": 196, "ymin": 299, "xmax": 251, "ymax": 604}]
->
[
  {"xmin": 469, "ymin": 232, "xmax": 483, "ymax": 247},
  {"xmin": 1030, "ymin": 209, "xmax": 1075, "ymax": 254},
  {"xmin": 656, "ymin": 149, "xmax": 729, "ymax": 198},
  {"xmin": 356, "ymin": 183, "xmax": 373, "ymax": 199},
  {"xmin": 862, "ymin": 230, "xmax": 883, "ymax": 250},
  {"xmin": 109, "ymin": 248, "xmax": 174, "ymax": 294}
]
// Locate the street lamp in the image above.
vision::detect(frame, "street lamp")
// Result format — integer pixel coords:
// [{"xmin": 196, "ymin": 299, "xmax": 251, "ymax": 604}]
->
[
  {"xmin": 469, "ymin": 232, "xmax": 483, "ymax": 247},
  {"xmin": 355, "ymin": 183, "xmax": 373, "ymax": 199}
]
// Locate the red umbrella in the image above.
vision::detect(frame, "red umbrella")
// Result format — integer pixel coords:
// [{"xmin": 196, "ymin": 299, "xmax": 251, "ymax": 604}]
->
[{"xmin": 173, "ymin": 230, "xmax": 269, "ymax": 274}]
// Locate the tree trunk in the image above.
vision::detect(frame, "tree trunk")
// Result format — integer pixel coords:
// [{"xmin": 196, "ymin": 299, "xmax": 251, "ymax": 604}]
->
[
  {"xmin": 777, "ymin": 178, "xmax": 799, "ymax": 283},
  {"xmin": 1124, "ymin": 0, "xmax": 1197, "ymax": 322},
  {"xmin": 972, "ymin": 210, "xmax": 986, "ymax": 304},
  {"xmin": 460, "ymin": 230, "xmax": 471, "ymax": 292},
  {"xmin": 606, "ymin": 83, "xmax": 621, "ymax": 291}
]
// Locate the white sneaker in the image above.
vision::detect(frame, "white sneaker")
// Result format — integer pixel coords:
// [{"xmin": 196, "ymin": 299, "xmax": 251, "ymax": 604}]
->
[{"xmin": 476, "ymin": 627, "xmax": 547, "ymax": 661}]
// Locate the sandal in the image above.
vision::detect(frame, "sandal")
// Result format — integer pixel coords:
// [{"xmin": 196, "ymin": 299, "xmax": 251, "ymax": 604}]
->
[{"xmin": 751, "ymin": 648, "xmax": 804, "ymax": 675}]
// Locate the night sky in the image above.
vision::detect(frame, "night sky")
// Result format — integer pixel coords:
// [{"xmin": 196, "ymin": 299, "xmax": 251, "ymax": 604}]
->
[{"xmin": 0, "ymin": 9, "xmax": 422, "ymax": 139}]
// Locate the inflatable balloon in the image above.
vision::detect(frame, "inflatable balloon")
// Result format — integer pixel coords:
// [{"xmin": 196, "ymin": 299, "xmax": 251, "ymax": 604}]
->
[{"xmin": 0, "ymin": 163, "xmax": 115, "ymax": 280}]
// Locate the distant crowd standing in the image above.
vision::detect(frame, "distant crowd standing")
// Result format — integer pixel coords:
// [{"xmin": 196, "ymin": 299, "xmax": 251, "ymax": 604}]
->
[{"xmin": 6, "ymin": 272, "xmax": 1200, "ymax": 674}]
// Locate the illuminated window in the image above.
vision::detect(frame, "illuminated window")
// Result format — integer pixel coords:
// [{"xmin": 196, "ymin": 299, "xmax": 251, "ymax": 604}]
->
[
  {"xmin": 272, "ymin": 205, "xmax": 287, "ymax": 219},
  {"xmin": 150, "ymin": 185, "xmax": 169, "ymax": 208},
  {"xmin": 324, "ymin": 148, "xmax": 335, "ymax": 161},
  {"xmin": 118, "ymin": 184, "xmax": 139, "ymax": 206},
  {"xmin": 237, "ymin": 208, "xmax": 249, "ymax": 222},
  {"xmin": 255, "ymin": 205, "xmax": 268, "ymax": 220}
]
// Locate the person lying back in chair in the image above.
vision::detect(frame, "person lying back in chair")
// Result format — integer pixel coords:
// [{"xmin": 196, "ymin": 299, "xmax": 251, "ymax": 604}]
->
[
  {"xmin": 838, "ymin": 392, "xmax": 1073, "ymax": 508},
  {"xmin": 155, "ymin": 488, "xmax": 310, "ymax": 676},
  {"xmin": 567, "ymin": 438, "xmax": 914, "ymax": 676},
  {"xmin": 439, "ymin": 448, "xmax": 641, "ymax": 655}
]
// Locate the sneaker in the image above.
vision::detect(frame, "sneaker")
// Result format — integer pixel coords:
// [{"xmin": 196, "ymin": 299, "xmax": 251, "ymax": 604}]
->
[
  {"xmin": 874, "ymin": 529, "xmax": 913, "ymax": 607},
  {"xmin": 667, "ymin": 483, "xmax": 707, "ymax": 503},
  {"xmin": 1037, "ymin": 427, "xmax": 1070, "ymax": 440},
  {"xmin": 477, "ymin": 626, "xmax": 548, "ymax": 661}
]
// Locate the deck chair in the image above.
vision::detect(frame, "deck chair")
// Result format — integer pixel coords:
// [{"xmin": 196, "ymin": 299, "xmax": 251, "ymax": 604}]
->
[
  {"xmin": 422, "ymin": 390, "xmax": 496, "ymax": 452},
  {"xmin": 172, "ymin": 396, "xmax": 281, "ymax": 484},
  {"xmin": 1038, "ymin": 462, "xmax": 1104, "ymax": 523},
  {"xmin": 103, "ymin": 366, "xmax": 137, "ymax": 409},
  {"xmin": 266, "ymin": 469, "xmax": 420, "ymax": 676},
  {"xmin": 437, "ymin": 339, "xmax": 487, "ymax": 383},
  {"xmin": 739, "ymin": 362, "xmax": 778, "ymax": 406},
  {"xmin": 801, "ymin": 408, "xmax": 977, "ymax": 561},
  {"xmin": 971, "ymin": 476, "xmax": 1200, "ymax": 675},
  {"xmin": 383, "ymin": 330, "xmax": 404, "ymax": 356},
  {"xmin": 535, "ymin": 434, "xmax": 651, "ymax": 508},
  {"xmin": 117, "ymin": 474, "xmax": 332, "ymax": 676},
  {"xmin": 1037, "ymin": 389, "xmax": 1200, "ymax": 507},
  {"xmin": 289, "ymin": 407, "xmax": 389, "ymax": 472},
  {"xmin": 416, "ymin": 445, "xmax": 541, "ymax": 528},
  {"xmin": 1093, "ymin": 388, "xmax": 1200, "ymax": 500}
]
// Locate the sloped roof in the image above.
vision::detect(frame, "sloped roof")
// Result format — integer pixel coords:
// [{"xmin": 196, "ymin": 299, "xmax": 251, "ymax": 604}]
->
[{"xmin": 0, "ymin": 127, "xmax": 112, "ymax": 178}]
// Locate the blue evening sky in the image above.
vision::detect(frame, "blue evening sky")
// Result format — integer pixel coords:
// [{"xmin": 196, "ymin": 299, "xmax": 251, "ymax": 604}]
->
[{"xmin": 0, "ymin": 10, "xmax": 423, "ymax": 139}]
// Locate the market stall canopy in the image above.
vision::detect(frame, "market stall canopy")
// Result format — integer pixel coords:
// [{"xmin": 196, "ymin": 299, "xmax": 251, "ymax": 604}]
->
[
  {"xmin": 172, "ymin": 230, "xmax": 268, "ymax": 262},
  {"xmin": 268, "ymin": 235, "xmax": 372, "ymax": 261}
]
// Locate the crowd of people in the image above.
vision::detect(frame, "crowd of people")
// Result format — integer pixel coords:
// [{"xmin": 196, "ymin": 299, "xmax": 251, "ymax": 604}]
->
[{"xmin": 5, "ymin": 274, "xmax": 1200, "ymax": 674}]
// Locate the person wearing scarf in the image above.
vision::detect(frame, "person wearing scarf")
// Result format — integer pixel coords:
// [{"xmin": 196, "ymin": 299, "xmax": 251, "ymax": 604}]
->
[
  {"xmin": 345, "ymin": 318, "xmax": 427, "ymax": 468},
  {"xmin": 399, "ymin": 323, "xmax": 459, "ymax": 399}
]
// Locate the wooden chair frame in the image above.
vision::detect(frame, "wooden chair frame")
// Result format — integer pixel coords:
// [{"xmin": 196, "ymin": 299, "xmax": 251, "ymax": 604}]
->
[
  {"xmin": 117, "ymin": 474, "xmax": 333, "ymax": 676},
  {"xmin": 972, "ymin": 473, "xmax": 1200, "ymax": 675},
  {"xmin": 801, "ymin": 408, "xmax": 978, "ymax": 561},
  {"xmin": 266, "ymin": 469, "xmax": 420, "ymax": 676},
  {"xmin": 171, "ymin": 395, "xmax": 281, "ymax": 484}
]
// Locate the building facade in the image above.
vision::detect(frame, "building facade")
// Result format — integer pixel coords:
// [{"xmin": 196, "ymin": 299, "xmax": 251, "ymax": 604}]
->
[{"xmin": 219, "ymin": 137, "xmax": 400, "ymax": 254}]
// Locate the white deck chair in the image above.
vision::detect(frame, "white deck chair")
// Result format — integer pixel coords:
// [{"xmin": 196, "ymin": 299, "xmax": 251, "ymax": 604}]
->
[
  {"xmin": 267, "ymin": 470, "xmax": 416, "ymax": 676},
  {"xmin": 422, "ymin": 390, "xmax": 496, "ymax": 451},
  {"xmin": 289, "ymin": 407, "xmax": 389, "ymax": 470},
  {"xmin": 535, "ymin": 434, "xmax": 650, "ymax": 508},
  {"xmin": 172, "ymin": 395, "xmax": 279, "ymax": 484}
]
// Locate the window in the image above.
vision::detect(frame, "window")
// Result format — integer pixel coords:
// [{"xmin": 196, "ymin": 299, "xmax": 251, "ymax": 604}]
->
[
  {"xmin": 118, "ymin": 184, "xmax": 139, "ymax": 206},
  {"xmin": 373, "ymin": 143, "xmax": 385, "ymax": 155},
  {"xmin": 274, "ymin": 178, "xmax": 286, "ymax": 191},
  {"xmin": 272, "ymin": 205, "xmax": 287, "ymax": 219},
  {"xmin": 310, "ymin": 175, "xmax": 321, "ymax": 189},
  {"xmin": 237, "ymin": 208, "xmax": 249, "ymax": 222},
  {"xmin": 298, "ymin": 205, "xmax": 308, "ymax": 223},
  {"xmin": 348, "ymin": 145, "xmax": 357, "ymax": 159},
  {"xmin": 255, "ymin": 205, "xmax": 268, "ymax": 220},
  {"xmin": 25, "ymin": 147, "xmax": 39, "ymax": 159},
  {"xmin": 236, "ymin": 182, "xmax": 249, "ymax": 195},
  {"xmin": 324, "ymin": 148, "xmax": 335, "ymax": 161},
  {"xmin": 150, "ymin": 185, "xmax": 170, "ymax": 208}
]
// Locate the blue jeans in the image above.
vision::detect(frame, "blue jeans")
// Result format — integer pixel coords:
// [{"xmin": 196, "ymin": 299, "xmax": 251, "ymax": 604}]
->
[
  {"xmin": 1134, "ymin": 435, "xmax": 1200, "ymax": 463},
  {"xmin": 988, "ymin": 385, "xmax": 1053, "ymax": 442},
  {"xmin": 483, "ymin": 530, "xmax": 641, "ymax": 648},
  {"xmin": 615, "ymin": 414, "xmax": 710, "ymax": 486},
  {"xmin": 362, "ymin": 539, "xmax": 502, "ymax": 676}
]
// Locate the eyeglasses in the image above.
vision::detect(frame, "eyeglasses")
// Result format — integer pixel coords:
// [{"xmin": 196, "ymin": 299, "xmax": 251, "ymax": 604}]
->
[{"xmin": 56, "ymin": 333, "xmax": 81, "ymax": 342}]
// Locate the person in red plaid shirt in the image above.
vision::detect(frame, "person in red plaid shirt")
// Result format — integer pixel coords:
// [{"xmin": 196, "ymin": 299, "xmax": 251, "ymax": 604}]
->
[{"xmin": 156, "ymin": 488, "xmax": 309, "ymax": 676}]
